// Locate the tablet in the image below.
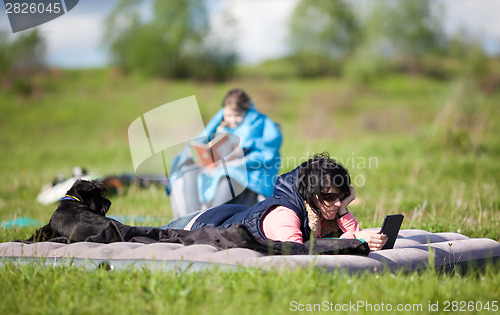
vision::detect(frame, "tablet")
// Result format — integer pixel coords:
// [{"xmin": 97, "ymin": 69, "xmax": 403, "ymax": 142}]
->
[{"xmin": 379, "ymin": 214, "xmax": 404, "ymax": 250}]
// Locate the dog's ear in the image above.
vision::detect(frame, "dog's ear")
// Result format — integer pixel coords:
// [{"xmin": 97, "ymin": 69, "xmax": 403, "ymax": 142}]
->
[
  {"xmin": 89, "ymin": 180, "xmax": 108, "ymax": 195},
  {"xmin": 68, "ymin": 179, "xmax": 111, "ymax": 215},
  {"xmin": 87, "ymin": 180, "xmax": 111, "ymax": 215},
  {"xmin": 98, "ymin": 198, "xmax": 112, "ymax": 216},
  {"xmin": 92, "ymin": 180, "xmax": 111, "ymax": 216}
]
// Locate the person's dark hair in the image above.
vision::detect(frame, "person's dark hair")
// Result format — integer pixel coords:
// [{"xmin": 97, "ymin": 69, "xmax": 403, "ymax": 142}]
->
[
  {"xmin": 297, "ymin": 152, "xmax": 351, "ymax": 217},
  {"xmin": 222, "ymin": 88, "xmax": 251, "ymax": 111}
]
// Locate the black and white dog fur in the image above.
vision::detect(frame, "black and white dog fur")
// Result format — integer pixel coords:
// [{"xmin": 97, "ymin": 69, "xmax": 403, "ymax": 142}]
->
[{"xmin": 29, "ymin": 179, "xmax": 116, "ymax": 242}]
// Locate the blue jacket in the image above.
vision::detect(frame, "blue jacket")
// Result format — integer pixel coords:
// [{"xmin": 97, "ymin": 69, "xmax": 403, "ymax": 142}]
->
[
  {"xmin": 170, "ymin": 104, "xmax": 282, "ymax": 203},
  {"xmin": 191, "ymin": 166, "xmax": 313, "ymax": 241}
]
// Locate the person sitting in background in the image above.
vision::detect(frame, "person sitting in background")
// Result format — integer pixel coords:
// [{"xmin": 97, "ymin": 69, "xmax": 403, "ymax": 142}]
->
[
  {"xmin": 163, "ymin": 153, "xmax": 388, "ymax": 251},
  {"xmin": 168, "ymin": 88, "xmax": 282, "ymax": 219}
]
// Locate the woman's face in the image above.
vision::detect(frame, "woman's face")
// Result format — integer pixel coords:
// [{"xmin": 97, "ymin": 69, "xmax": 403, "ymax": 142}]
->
[
  {"xmin": 223, "ymin": 105, "xmax": 246, "ymax": 129},
  {"xmin": 315, "ymin": 186, "xmax": 343, "ymax": 220}
]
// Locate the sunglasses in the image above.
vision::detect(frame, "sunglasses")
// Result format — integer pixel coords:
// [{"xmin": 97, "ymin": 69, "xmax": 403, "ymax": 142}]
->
[{"xmin": 322, "ymin": 191, "xmax": 349, "ymax": 202}]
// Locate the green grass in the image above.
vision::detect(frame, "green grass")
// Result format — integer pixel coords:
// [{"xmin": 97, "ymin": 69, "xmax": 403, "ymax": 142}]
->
[
  {"xmin": 1, "ymin": 69, "xmax": 500, "ymax": 313},
  {"xmin": 1, "ymin": 262, "xmax": 499, "ymax": 315}
]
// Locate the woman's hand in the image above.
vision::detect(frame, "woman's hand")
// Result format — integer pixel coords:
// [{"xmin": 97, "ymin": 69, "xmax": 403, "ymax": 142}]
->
[
  {"xmin": 354, "ymin": 230, "xmax": 388, "ymax": 251},
  {"xmin": 340, "ymin": 185, "xmax": 356, "ymax": 210}
]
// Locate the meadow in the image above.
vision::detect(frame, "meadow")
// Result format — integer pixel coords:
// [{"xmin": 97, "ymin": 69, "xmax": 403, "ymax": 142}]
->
[{"xmin": 1, "ymin": 68, "xmax": 499, "ymax": 313}]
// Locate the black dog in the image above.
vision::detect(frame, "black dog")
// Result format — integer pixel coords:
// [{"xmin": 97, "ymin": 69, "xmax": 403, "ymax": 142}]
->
[
  {"xmin": 28, "ymin": 179, "xmax": 116, "ymax": 242},
  {"xmin": 45, "ymin": 179, "xmax": 115, "ymax": 241},
  {"xmin": 27, "ymin": 179, "xmax": 115, "ymax": 242}
]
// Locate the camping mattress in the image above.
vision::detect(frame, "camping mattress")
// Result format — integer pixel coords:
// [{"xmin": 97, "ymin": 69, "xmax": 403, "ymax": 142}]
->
[{"xmin": 1, "ymin": 229, "xmax": 499, "ymax": 273}]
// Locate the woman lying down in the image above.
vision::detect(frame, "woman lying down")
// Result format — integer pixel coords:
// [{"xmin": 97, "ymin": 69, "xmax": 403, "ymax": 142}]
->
[{"xmin": 162, "ymin": 153, "xmax": 387, "ymax": 251}]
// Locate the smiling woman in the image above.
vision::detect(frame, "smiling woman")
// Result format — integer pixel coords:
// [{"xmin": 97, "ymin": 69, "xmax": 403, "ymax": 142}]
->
[{"xmin": 162, "ymin": 152, "xmax": 388, "ymax": 251}]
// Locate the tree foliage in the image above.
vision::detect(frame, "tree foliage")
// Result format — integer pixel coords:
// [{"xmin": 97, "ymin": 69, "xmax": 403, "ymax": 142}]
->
[
  {"xmin": 104, "ymin": 0, "xmax": 237, "ymax": 81},
  {"xmin": 347, "ymin": 0, "xmax": 448, "ymax": 80},
  {"xmin": 0, "ymin": 29, "xmax": 46, "ymax": 96},
  {"xmin": 0, "ymin": 29, "xmax": 46, "ymax": 76},
  {"xmin": 288, "ymin": 0, "xmax": 360, "ymax": 77},
  {"xmin": 288, "ymin": 0, "xmax": 452, "ymax": 79},
  {"xmin": 376, "ymin": 0, "xmax": 446, "ymax": 72}
]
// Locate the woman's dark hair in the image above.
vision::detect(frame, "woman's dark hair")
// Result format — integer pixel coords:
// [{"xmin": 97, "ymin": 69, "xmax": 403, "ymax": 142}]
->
[
  {"xmin": 297, "ymin": 152, "xmax": 351, "ymax": 216},
  {"xmin": 222, "ymin": 88, "xmax": 251, "ymax": 111}
]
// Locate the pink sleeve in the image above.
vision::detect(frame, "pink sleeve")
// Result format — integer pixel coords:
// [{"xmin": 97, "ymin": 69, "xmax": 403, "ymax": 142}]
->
[
  {"xmin": 262, "ymin": 206, "xmax": 303, "ymax": 244},
  {"xmin": 337, "ymin": 212, "xmax": 361, "ymax": 238}
]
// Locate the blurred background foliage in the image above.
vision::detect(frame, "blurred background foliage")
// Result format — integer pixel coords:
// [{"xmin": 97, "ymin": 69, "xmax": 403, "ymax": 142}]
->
[
  {"xmin": 0, "ymin": 29, "xmax": 46, "ymax": 96},
  {"xmin": 288, "ymin": 0, "xmax": 360, "ymax": 77},
  {"xmin": 0, "ymin": 0, "xmax": 498, "ymax": 89},
  {"xmin": 104, "ymin": 0, "xmax": 237, "ymax": 80}
]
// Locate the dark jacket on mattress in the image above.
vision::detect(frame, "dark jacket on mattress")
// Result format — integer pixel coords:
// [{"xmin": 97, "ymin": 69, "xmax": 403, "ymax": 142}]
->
[
  {"xmin": 190, "ymin": 166, "xmax": 314, "ymax": 241},
  {"xmin": 20, "ymin": 221, "xmax": 369, "ymax": 255}
]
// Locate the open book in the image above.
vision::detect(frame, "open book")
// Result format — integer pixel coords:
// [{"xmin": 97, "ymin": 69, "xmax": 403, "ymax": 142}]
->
[{"xmin": 189, "ymin": 133, "xmax": 236, "ymax": 169}]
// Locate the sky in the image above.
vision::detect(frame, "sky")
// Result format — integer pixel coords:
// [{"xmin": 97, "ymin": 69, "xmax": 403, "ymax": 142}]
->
[{"xmin": 1, "ymin": 0, "xmax": 499, "ymax": 68}]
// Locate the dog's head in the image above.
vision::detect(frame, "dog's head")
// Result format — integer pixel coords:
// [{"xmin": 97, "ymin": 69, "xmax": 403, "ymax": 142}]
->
[{"xmin": 66, "ymin": 179, "xmax": 112, "ymax": 215}]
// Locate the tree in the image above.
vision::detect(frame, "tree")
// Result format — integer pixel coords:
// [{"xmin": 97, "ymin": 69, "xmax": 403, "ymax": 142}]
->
[
  {"xmin": 0, "ymin": 32, "xmax": 10, "ymax": 75},
  {"xmin": 0, "ymin": 29, "xmax": 46, "ymax": 96},
  {"xmin": 343, "ymin": 0, "xmax": 447, "ymax": 81},
  {"xmin": 288, "ymin": 0, "xmax": 360, "ymax": 77},
  {"xmin": 0, "ymin": 29, "xmax": 46, "ymax": 76},
  {"xmin": 104, "ymin": 0, "xmax": 237, "ymax": 80},
  {"xmin": 369, "ymin": 0, "xmax": 445, "ymax": 73}
]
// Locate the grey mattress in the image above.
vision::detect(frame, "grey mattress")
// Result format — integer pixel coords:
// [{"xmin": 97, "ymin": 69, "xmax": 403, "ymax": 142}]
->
[{"xmin": 1, "ymin": 229, "xmax": 499, "ymax": 273}]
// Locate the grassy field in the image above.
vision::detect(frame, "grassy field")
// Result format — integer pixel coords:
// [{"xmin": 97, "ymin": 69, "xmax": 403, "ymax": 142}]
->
[
  {"xmin": 1, "ymin": 263, "xmax": 499, "ymax": 314},
  {"xmin": 1, "ymin": 69, "xmax": 499, "ymax": 313}
]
